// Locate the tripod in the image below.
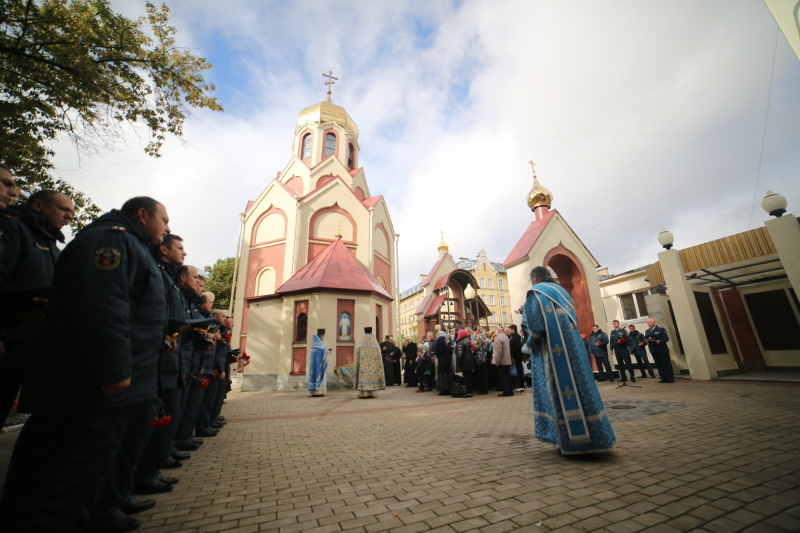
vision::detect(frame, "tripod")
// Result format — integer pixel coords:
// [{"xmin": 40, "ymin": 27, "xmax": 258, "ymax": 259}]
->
[{"xmin": 615, "ymin": 380, "xmax": 642, "ymax": 390}]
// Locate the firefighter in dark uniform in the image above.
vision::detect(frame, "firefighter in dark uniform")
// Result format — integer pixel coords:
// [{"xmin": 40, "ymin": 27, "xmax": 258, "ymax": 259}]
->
[
  {"xmin": 628, "ymin": 324, "xmax": 657, "ymax": 378},
  {"xmin": 0, "ymin": 197, "xmax": 169, "ymax": 532},
  {"xmin": 0, "ymin": 190, "xmax": 73, "ymax": 426},
  {"xmin": 132, "ymin": 234, "xmax": 189, "ymax": 497},
  {"xmin": 609, "ymin": 319, "xmax": 636, "ymax": 382},
  {"xmin": 646, "ymin": 318, "xmax": 674, "ymax": 383}
]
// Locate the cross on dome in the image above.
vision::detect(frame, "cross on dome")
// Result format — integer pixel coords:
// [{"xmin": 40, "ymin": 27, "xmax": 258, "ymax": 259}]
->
[{"xmin": 322, "ymin": 70, "xmax": 338, "ymax": 101}]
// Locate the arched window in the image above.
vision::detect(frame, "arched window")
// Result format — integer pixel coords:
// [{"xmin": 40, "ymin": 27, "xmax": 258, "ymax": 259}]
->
[
  {"xmin": 324, "ymin": 132, "xmax": 336, "ymax": 157},
  {"xmin": 301, "ymin": 134, "xmax": 312, "ymax": 159},
  {"xmin": 347, "ymin": 142, "xmax": 355, "ymax": 169},
  {"xmin": 295, "ymin": 313, "xmax": 308, "ymax": 342}
]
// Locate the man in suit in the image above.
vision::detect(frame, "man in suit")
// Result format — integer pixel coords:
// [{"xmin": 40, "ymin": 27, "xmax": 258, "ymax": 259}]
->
[{"xmin": 645, "ymin": 318, "xmax": 674, "ymax": 383}]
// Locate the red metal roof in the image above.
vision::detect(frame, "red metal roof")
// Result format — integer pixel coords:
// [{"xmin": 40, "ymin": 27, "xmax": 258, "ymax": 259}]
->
[
  {"xmin": 422, "ymin": 254, "xmax": 448, "ymax": 286},
  {"xmin": 503, "ymin": 209, "xmax": 557, "ymax": 266},
  {"xmin": 361, "ymin": 194, "xmax": 382, "ymax": 208},
  {"xmin": 414, "ymin": 293, "xmax": 433, "ymax": 315},
  {"xmin": 276, "ymin": 237, "xmax": 393, "ymax": 299},
  {"xmin": 423, "ymin": 293, "xmax": 447, "ymax": 318}
]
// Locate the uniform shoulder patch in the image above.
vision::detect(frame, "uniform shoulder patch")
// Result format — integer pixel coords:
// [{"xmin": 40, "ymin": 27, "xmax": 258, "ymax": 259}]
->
[
  {"xmin": 94, "ymin": 247, "xmax": 122, "ymax": 270},
  {"xmin": 109, "ymin": 226, "xmax": 128, "ymax": 232}
]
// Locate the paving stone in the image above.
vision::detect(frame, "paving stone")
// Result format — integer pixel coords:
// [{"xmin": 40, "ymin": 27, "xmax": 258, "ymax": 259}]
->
[{"xmin": 2, "ymin": 380, "xmax": 800, "ymax": 533}]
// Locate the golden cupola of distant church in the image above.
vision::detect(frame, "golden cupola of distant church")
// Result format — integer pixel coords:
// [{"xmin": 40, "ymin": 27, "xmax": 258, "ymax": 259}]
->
[{"xmin": 526, "ymin": 161, "xmax": 553, "ymax": 212}]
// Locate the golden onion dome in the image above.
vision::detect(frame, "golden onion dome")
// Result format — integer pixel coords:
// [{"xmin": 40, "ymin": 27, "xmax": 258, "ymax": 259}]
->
[
  {"xmin": 437, "ymin": 230, "xmax": 449, "ymax": 251},
  {"xmin": 526, "ymin": 162, "xmax": 553, "ymax": 211}
]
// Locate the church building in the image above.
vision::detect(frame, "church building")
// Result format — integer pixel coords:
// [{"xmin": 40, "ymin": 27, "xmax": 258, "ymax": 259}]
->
[
  {"xmin": 230, "ymin": 86, "xmax": 396, "ymax": 391},
  {"xmin": 503, "ymin": 164, "xmax": 607, "ymax": 337}
]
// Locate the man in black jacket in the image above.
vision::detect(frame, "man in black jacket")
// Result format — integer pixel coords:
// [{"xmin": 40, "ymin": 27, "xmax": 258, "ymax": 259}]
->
[
  {"xmin": 0, "ymin": 197, "xmax": 169, "ymax": 532},
  {"xmin": 646, "ymin": 318, "xmax": 674, "ymax": 383},
  {"xmin": 0, "ymin": 190, "xmax": 73, "ymax": 426},
  {"xmin": 507, "ymin": 324, "xmax": 525, "ymax": 390},
  {"xmin": 589, "ymin": 325, "xmax": 614, "ymax": 381},
  {"xmin": 610, "ymin": 320, "xmax": 636, "ymax": 383}
]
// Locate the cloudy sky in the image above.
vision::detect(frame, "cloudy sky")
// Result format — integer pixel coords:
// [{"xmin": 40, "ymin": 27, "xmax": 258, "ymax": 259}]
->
[{"xmin": 52, "ymin": 0, "xmax": 800, "ymax": 290}]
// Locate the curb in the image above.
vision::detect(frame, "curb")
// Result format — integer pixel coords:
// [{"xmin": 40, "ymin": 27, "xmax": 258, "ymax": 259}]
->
[{"xmin": 1, "ymin": 423, "xmax": 24, "ymax": 434}]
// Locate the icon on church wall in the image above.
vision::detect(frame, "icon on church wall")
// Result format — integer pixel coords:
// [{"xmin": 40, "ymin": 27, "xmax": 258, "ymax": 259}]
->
[{"xmin": 338, "ymin": 311, "xmax": 352, "ymax": 341}]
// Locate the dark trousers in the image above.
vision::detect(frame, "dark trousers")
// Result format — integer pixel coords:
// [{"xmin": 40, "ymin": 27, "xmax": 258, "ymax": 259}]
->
[
  {"xmin": 652, "ymin": 351, "xmax": 675, "ymax": 382},
  {"xmin": 404, "ymin": 364, "xmax": 418, "ymax": 387},
  {"xmin": 196, "ymin": 377, "xmax": 219, "ymax": 433},
  {"xmin": 462, "ymin": 370, "xmax": 474, "ymax": 394},
  {"xmin": 474, "ymin": 364, "xmax": 488, "ymax": 393},
  {"xmin": 0, "ymin": 367, "xmax": 24, "ymax": 428},
  {"xmin": 614, "ymin": 349, "xmax": 636, "ymax": 380},
  {"xmin": 135, "ymin": 388, "xmax": 181, "ymax": 484},
  {"xmin": 513, "ymin": 359, "xmax": 525, "ymax": 388},
  {"xmin": 498, "ymin": 365, "xmax": 513, "ymax": 395},
  {"xmin": 212, "ymin": 373, "xmax": 227, "ymax": 419},
  {"xmin": 95, "ymin": 400, "xmax": 152, "ymax": 519},
  {"xmin": 175, "ymin": 379, "xmax": 204, "ymax": 445},
  {"xmin": 595, "ymin": 356, "xmax": 614, "ymax": 381},
  {"xmin": 633, "ymin": 354, "xmax": 656, "ymax": 377},
  {"xmin": 392, "ymin": 361, "xmax": 401, "ymax": 385},
  {"xmin": 0, "ymin": 404, "xmax": 137, "ymax": 532}
]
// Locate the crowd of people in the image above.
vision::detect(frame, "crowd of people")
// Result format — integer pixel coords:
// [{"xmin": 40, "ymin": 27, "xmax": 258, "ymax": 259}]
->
[
  {"xmin": 0, "ymin": 166, "xmax": 241, "ymax": 532},
  {"xmin": 376, "ymin": 324, "xmax": 531, "ymax": 399}
]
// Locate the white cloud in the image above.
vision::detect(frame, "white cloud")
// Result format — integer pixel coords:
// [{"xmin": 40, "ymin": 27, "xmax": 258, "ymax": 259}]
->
[{"xmin": 47, "ymin": 0, "xmax": 800, "ymax": 290}]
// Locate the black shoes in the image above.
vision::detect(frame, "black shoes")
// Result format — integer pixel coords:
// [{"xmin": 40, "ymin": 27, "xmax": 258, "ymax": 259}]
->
[
  {"xmin": 162, "ymin": 458, "xmax": 183, "ymax": 469},
  {"xmin": 133, "ymin": 479, "xmax": 174, "ymax": 495},
  {"xmin": 175, "ymin": 441, "xmax": 199, "ymax": 451},
  {"xmin": 498, "ymin": 393, "xmax": 514, "ymax": 397},
  {"xmin": 120, "ymin": 497, "xmax": 156, "ymax": 515},
  {"xmin": 196, "ymin": 430, "xmax": 218, "ymax": 438},
  {"xmin": 90, "ymin": 510, "xmax": 140, "ymax": 532},
  {"xmin": 158, "ymin": 474, "xmax": 179, "ymax": 485},
  {"xmin": 172, "ymin": 451, "xmax": 191, "ymax": 461},
  {"xmin": 631, "ymin": 377, "xmax": 637, "ymax": 382}
]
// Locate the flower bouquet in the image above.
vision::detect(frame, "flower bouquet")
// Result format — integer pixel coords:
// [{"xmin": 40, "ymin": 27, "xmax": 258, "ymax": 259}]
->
[
  {"xmin": 193, "ymin": 375, "xmax": 210, "ymax": 389},
  {"xmin": 150, "ymin": 399, "xmax": 173, "ymax": 428}
]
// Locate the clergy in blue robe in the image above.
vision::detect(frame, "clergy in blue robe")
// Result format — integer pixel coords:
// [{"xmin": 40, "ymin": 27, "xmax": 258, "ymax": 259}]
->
[
  {"xmin": 522, "ymin": 266, "xmax": 615, "ymax": 455},
  {"xmin": 308, "ymin": 328, "xmax": 328, "ymax": 396}
]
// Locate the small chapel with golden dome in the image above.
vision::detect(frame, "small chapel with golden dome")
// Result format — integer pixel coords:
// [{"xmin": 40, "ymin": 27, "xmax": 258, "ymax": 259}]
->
[{"xmin": 230, "ymin": 82, "xmax": 396, "ymax": 391}]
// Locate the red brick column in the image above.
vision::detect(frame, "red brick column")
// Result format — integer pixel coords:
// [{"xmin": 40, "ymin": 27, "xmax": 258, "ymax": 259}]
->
[{"xmin": 719, "ymin": 288, "xmax": 766, "ymax": 371}]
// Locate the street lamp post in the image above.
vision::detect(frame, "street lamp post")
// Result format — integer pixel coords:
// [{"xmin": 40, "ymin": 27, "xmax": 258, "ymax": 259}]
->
[{"xmin": 464, "ymin": 283, "xmax": 477, "ymax": 329}]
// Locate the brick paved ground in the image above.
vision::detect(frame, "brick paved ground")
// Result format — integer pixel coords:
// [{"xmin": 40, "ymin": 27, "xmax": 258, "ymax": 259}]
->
[{"xmin": 2, "ymin": 378, "xmax": 800, "ymax": 532}]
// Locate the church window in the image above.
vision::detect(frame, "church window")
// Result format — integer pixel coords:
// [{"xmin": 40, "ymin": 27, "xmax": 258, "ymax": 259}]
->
[
  {"xmin": 301, "ymin": 134, "xmax": 312, "ymax": 159},
  {"xmin": 348, "ymin": 142, "xmax": 355, "ymax": 169},
  {"xmin": 619, "ymin": 291, "xmax": 649, "ymax": 321},
  {"xmin": 295, "ymin": 312, "xmax": 308, "ymax": 342},
  {"xmin": 324, "ymin": 132, "xmax": 336, "ymax": 156}
]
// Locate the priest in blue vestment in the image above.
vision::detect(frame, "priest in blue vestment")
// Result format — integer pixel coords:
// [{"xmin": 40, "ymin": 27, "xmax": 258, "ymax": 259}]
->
[
  {"xmin": 308, "ymin": 328, "xmax": 328, "ymax": 396},
  {"xmin": 522, "ymin": 266, "xmax": 615, "ymax": 455}
]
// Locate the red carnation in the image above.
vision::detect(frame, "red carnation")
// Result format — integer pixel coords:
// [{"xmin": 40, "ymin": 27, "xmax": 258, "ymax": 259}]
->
[
  {"xmin": 617, "ymin": 338, "xmax": 627, "ymax": 344},
  {"xmin": 198, "ymin": 377, "xmax": 210, "ymax": 389}
]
